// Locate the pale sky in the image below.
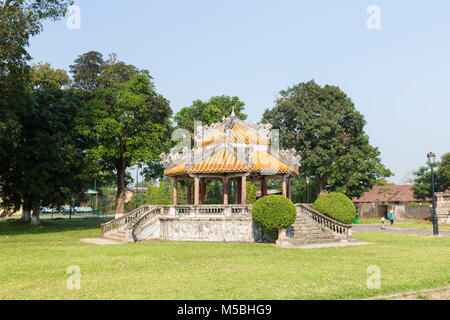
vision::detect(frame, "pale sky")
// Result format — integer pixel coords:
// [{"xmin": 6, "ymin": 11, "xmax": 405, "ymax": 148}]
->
[{"xmin": 29, "ymin": 0, "xmax": 450, "ymax": 184}]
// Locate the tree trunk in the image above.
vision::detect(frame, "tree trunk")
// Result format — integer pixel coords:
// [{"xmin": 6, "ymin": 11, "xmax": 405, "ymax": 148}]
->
[
  {"xmin": 115, "ymin": 161, "xmax": 126, "ymax": 217},
  {"xmin": 21, "ymin": 198, "xmax": 32, "ymax": 223},
  {"xmin": 316, "ymin": 174, "xmax": 327, "ymax": 197},
  {"xmin": 31, "ymin": 198, "xmax": 40, "ymax": 225}
]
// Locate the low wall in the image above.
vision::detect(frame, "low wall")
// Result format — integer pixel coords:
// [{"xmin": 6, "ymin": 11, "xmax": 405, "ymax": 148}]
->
[
  {"xmin": 159, "ymin": 217, "xmax": 270, "ymax": 243},
  {"xmin": 355, "ymin": 203, "xmax": 386, "ymax": 219},
  {"xmin": 355, "ymin": 202, "xmax": 431, "ymax": 220}
]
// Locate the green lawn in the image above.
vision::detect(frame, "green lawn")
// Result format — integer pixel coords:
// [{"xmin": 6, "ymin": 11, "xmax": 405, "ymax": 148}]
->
[{"xmin": 0, "ymin": 219, "xmax": 449, "ymax": 300}]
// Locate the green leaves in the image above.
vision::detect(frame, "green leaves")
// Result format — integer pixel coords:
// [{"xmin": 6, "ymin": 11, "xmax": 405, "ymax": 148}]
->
[
  {"xmin": 174, "ymin": 95, "xmax": 247, "ymax": 132},
  {"xmin": 313, "ymin": 193, "xmax": 356, "ymax": 225},
  {"xmin": 262, "ymin": 80, "xmax": 392, "ymax": 198},
  {"xmin": 411, "ymin": 152, "xmax": 450, "ymax": 200},
  {"xmin": 75, "ymin": 58, "xmax": 172, "ymax": 213}
]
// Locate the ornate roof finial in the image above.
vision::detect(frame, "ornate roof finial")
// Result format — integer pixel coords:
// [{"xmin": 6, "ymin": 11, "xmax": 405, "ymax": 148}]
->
[{"xmin": 231, "ymin": 106, "xmax": 236, "ymax": 117}]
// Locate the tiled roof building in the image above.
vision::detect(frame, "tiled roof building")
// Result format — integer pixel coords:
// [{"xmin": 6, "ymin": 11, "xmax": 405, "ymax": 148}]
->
[{"xmin": 160, "ymin": 111, "xmax": 301, "ymax": 205}]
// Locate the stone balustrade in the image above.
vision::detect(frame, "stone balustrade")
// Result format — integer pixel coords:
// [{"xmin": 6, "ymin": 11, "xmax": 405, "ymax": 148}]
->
[
  {"xmin": 162, "ymin": 205, "xmax": 253, "ymax": 218},
  {"xmin": 296, "ymin": 204, "xmax": 352, "ymax": 239},
  {"xmin": 101, "ymin": 205, "xmax": 153, "ymax": 236}
]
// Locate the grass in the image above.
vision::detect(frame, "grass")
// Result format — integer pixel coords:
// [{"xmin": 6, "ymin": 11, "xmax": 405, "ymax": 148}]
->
[{"xmin": 0, "ymin": 219, "xmax": 449, "ymax": 300}]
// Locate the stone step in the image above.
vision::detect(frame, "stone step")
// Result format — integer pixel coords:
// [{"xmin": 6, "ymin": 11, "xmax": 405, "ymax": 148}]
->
[{"xmin": 104, "ymin": 234, "xmax": 126, "ymax": 242}]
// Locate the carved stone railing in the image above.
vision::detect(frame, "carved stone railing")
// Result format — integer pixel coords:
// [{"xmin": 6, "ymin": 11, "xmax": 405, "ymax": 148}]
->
[
  {"xmin": 101, "ymin": 205, "xmax": 153, "ymax": 236},
  {"xmin": 296, "ymin": 204, "xmax": 352, "ymax": 239},
  {"xmin": 162, "ymin": 205, "xmax": 252, "ymax": 218},
  {"xmin": 131, "ymin": 206, "xmax": 164, "ymax": 241}
]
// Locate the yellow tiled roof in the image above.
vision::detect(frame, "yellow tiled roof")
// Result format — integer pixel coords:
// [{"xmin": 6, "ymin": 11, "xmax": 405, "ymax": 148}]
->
[
  {"xmin": 164, "ymin": 150, "xmax": 298, "ymax": 176},
  {"xmin": 201, "ymin": 124, "xmax": 269, "ymax": 147}
]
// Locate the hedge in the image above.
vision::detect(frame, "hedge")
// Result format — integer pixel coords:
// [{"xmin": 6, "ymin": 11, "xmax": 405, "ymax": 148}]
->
[
  {"xmin": 312, "ymin": 193, "xmax": 356, "ymax": 225},
  {"xmin": 251, "ymin": 195, "xmax": 297, "ymax": 240}
]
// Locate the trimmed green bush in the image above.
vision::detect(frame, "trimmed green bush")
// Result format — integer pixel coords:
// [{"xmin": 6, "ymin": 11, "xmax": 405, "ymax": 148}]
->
[
  {"xmin": 312, "ymin": 193, "xmax": 356, "ymax": 225},
  {"xmin": 252, "ymin": 195, "xmax": 297, "ymax": 240}
]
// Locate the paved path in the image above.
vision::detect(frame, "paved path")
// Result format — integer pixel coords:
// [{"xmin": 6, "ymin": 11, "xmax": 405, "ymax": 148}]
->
[
  {"xmin": 353, "ymin": 224, "xmax": 450, "ymax": 236},
  {"xmin": 80, "ymin": 238, "xmax": 121, "ymax": 245}
]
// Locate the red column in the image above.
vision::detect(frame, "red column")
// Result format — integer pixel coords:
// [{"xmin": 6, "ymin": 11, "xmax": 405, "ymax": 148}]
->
[
  {"xmin": 186, "ymin": 181, "xmax": 192, "ymax": 205},
  {"xmin": 282, "ymin": 176, "xmax": 287, "ymax": 198},
  {"xmin": 237, "ymin": 179, "xmax": 242, "ymax": 204},
  {"xmin": 200, "ymin": 178, "xmax": 206, "ymax": 204},
  {"xmin": 261, "ymin": 177, "xmax": 268, "ymax": 197},
  {"xmin": 241, "ymin": 176, "xmax": 247, "ymax": 205},
  {"xmin": 223, "ymin": 178, "xmax": 228, "ymax": 205},
  {"xmin": 173, "ymin": 178, "xmax": 178, "ymax": 205}
]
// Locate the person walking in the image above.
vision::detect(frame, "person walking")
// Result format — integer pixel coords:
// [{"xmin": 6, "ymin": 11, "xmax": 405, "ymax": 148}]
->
[
  {"xmin": 381, "ymin": 216, "xmax": 386, "ymax": 229},
  {"xmin": 388, "ymin": 210, "xmax": 395, "ymax": 226}
]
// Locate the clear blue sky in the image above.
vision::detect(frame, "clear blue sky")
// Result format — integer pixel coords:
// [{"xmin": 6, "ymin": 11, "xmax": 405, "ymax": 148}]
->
[{"xmin": 29, "ymin": 0, "xmax": 450, "ymax": 184}]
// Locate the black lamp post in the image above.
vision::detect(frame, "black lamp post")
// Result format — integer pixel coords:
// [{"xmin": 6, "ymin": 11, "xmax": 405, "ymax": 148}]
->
[{"xmin": 427, "ymin": 152, "xmax": 439, "ymax": 236}]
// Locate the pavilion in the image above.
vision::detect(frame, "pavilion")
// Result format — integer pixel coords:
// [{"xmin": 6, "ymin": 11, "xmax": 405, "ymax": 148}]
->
[{"xmin": 161, "ymin": 112, "xmax": 301, "ymax": 206}]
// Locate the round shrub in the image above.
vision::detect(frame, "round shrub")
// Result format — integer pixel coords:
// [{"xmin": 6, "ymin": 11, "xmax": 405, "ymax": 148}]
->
[
  {"xmin": 252, "ymin": 195, "xmax": 297, "ymax": 239},
  {"xmin": 312, "ymin": 193, "xmax": 356, "ymax": 225}
]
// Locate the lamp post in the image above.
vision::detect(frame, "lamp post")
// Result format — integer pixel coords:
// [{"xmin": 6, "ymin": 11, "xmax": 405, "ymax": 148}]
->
[
  {"xmin": 135, "ymin": 165, "xmax": 139, "ymax": 209},
  {"xmin": 306, "ymin": 177, "xmax": 311, "ymax": 204},
  {"xmin": 427, "ymin": 152, "xmax": 439, "ymax": 236}
]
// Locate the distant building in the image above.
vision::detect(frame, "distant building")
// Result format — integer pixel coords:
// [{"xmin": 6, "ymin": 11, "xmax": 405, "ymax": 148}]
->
[
  {"xmin": 353, "ymin": 185, "xmax": 431, "ymax": 220},
  {"xmin": 353, "ymin": 185, "xmax": 428, "ymax": 204}
]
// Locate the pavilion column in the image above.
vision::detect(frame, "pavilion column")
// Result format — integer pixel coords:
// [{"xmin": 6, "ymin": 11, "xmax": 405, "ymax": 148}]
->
[
  {"xmin": 237, "ymin": 178, "xmax": 242, "ymax": 204},
  {"xmin": 200, "ymin": 178, "xmax": 206, "ymax": 204},
  {"xmin": 261, "ymin": 177, "xmax": 268, "ymax": 198},
  {"xmin": 173, "ymin": 177, "xmax": 178, "ymax": 205},
  {"xmin": 223, "ymin": 178, "xmax": 229, "ymax": 205},
  {"xmin": 186, "ymin": 181, "xmax": 192, "ymax": 205},
  {"xmin": 287, "ymin": 177, "xmax": 292, "ymax": 200},
  {"xmin": 194, "ymin": 176, "xmax": 200, "ymax": 205},
  {"xmin": 282, "ymin": 175, "xmax": 287, "ymax": 198},
  {"xmin": 241, "ymin": 175, "xmax": 247, "ymax": 205}
]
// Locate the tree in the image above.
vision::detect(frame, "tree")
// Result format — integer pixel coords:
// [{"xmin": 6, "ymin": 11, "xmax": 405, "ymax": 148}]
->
[
  {"xmin": 69, "ymin": 51, "xmax": 105, "ymax": 93},
  {"xmin": 30, "ymin": 62, "xmax": 71, "ymax": 90},
  {"xmin": 0, "ymin": 85, "xmax": 93, "ymax": 224},
  {"xmin": 0, "ymin": 0, "xmax": 72, "ymax": 220},
  {"xmin": 411, "ymin": 152, "xmax": 450, "ymax": 200},
  {"xmin": 174, "ymin": 95, "xmax": 247, "ymax": 132},
  {"xmin": 374, "ymin": 178, "xmax": 395, "ymax": 186},
  {"xmin": 76, "ymin": 58, "xmax": 172, "ymax": 215},
  {"xmin": 262, "ymin": 80, "xmax": 392, "ymax": 198},
  {"xmin": 0, "ymin": 0, "xmax": 72, "ymax": 168}
]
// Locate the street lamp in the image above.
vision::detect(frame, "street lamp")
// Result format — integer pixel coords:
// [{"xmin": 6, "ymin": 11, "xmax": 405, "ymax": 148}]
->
[{"xmin": 427, "ymin": 152, "xmax": 439, "ymax": 236}]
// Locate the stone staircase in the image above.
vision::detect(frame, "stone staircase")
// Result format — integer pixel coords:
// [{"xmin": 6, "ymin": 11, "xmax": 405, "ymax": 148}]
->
[
  {"xmin": 284, "ymin": 215, "xmax": 342, "ymax": 246},
  {"xmin": 277, "ymin": 204, "xmax": 354, "ymax": 247},
  {"xmin": 101, "ymin": 204, "xmax": 353, "ymax": 246},
  {"xmin": 101, "ymin": 205, "xmax": 161, "ymax": 243},
  {"xmin": 103, "ymin": 229, "xmax": 129, "ymax": 242}
]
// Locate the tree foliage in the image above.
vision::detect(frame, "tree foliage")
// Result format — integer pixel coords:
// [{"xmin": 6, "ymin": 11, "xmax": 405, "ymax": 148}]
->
[
  {"xmin": 262, "ymin": 80, "xmax": 392, "ymax": 198},
  {"xmin": 69, "ymin": 51, "xmax": 105, "ymax": 93},
  {"xmin": 1, "ymin": 82, "xmax": 93, "ymax": 224},
  {"xmin": 0, "ymin": 0, "xmax": 72, "ymax": 161},
  {"xmin": 76, "ymin": 58, "xmax": 172, "ymax": 214},
  {"xmin": 312, "ymin": 193, "xmax": 356, "ymax": 225},
  {"xmin": 30, "ymin": 62, "xmax": 71, "ymax": 90},
  {"xmin": 174, "ymin": 95, "xmax": 247, "ymax": 132},
  {"xmin": 411, "ymin": 152, "xmax": 450, "ymax": 200},
  {"xmin": 252, "ymin": 195, "xmax": 297, "ymax": 241}
]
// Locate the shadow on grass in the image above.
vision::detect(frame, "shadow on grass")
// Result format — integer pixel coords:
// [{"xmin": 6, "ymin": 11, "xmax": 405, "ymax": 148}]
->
[{"xmin": 0, "ymin": 218, "xmax": 113, "ymax": 237}]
